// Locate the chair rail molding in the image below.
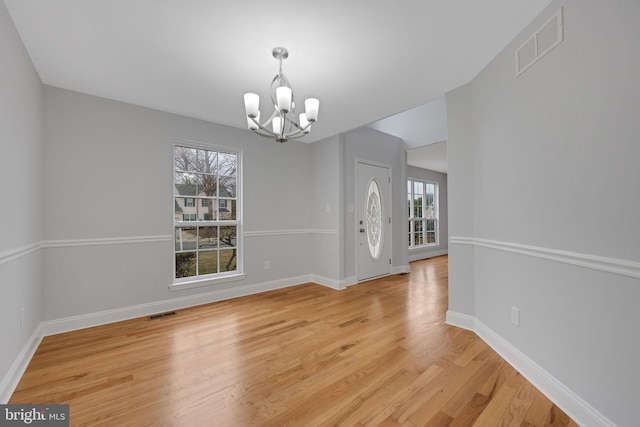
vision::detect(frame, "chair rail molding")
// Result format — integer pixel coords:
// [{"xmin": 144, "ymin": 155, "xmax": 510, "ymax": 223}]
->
[{"xmin": 449, "ymin": 236, "xmax": 640, "ymax": 280}]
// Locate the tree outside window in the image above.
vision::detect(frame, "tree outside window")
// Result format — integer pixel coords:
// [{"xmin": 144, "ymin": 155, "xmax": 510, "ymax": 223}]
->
[{"xmin": 174, "ymin": 144, "xmax": 240, "ymax": 280}]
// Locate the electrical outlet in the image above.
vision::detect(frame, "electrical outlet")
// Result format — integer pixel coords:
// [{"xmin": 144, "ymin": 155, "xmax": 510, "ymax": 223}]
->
[
  {"xmin": 511, "ymin": 306, "xmax": 520, "ymax": 327},
  {"xmin": 264, "ymin": 261, "xmax": 270, "ymax": 270}
]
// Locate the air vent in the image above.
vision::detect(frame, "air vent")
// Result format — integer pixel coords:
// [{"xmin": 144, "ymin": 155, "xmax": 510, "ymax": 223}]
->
[
  {"xmin": 149, "ymin": 311, "xmax": 176, "ymax": 320},
  {"xmin": 516, "ymin": 8, "xmax": 563, "ymax": 76}
]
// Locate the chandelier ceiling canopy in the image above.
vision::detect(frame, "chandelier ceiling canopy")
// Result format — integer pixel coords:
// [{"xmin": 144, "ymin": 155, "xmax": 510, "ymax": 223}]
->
[{"xmin": 243, "ymin": 47, "xmax": 319, "ymax": 143}]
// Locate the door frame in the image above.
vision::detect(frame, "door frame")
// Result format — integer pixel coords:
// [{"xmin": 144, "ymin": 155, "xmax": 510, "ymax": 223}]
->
[{"xmin": 355, "ymin": 159, "xmax": 393, "ymax": 283}]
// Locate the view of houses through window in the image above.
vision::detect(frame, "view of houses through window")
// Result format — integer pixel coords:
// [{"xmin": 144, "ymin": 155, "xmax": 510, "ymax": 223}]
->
[
  {"xmin": 408, "ymin": 179, "xmax": 438, "ymax": 247},
  {"xmin": 174, "ymin": 144, "xmax": 239, "ymax": 280}
]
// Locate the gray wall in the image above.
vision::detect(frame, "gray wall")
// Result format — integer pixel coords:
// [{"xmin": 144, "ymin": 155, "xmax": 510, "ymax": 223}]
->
[
  {"xmin": 446, "ymin": 83, "xmax": 475, "ymax": 318},
  {"xmin": 407, "ymin": 165, "xmax": 448, "ymax": 261},
  {"xmin": 447, "ymin": 0, "xmax": 640, "ymax": 425},
  {"xmin": 342, "ymin": 127, "xmax": 409, "ymax": 282},
  {"xmin": 0, "ymin": 0, "xmax": 44, "ymax": 399},
  {"xmin": 42, "ymin": 86, "xmax": 316, "ymax": 320},
  {"xmin": 310, "ymin": 135, "xmax": 343, "ymax": 283}
]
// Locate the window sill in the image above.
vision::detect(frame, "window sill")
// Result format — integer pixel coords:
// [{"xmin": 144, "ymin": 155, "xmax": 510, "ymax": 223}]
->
[
  {"xmin": 169, "ymin": 273, "xmax": 246, "ymax": 291},
  {"xmin": 409, "ymin": 244, "xmax": 440, "ymax": 250}
]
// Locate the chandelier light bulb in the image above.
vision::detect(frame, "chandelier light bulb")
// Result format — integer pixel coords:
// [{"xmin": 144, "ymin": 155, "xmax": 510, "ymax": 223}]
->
[
  {"xmin": 276, "ymin": 87, "xmax": 292, "ymax": 113},
  {"xmin": 272, "ymin": 116, "xmax": 282, "ymax": 134},
  {"xmin": 244, "ymin": 93, "xmax": 260, "ymax": 118},
  {"xmin": 305, "ymin": 98, "xmax": 319, "ymax": 122}
]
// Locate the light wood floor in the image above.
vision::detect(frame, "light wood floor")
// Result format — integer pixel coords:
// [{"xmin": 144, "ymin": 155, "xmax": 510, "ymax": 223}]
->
[{"xmin": 11, "ymin": 256, "xmax": 578, "ymax": 426}]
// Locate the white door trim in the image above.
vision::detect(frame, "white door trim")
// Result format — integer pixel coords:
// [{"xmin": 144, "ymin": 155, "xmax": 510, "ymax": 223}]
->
[{"xmin": 355, "ymin": 159, "xmax": 393, "ymax": 282}]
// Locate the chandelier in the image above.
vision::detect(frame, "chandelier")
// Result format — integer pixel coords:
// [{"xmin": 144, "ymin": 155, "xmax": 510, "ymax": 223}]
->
[{"xmin": 243, "ymin": 47, "xmax": 319, "ymax": 143}]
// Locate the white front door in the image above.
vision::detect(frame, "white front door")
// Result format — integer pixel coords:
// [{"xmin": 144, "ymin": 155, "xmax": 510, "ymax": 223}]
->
[{"xmin": 356, "ymin": 162, "xmax": 391, "ymax": 282}]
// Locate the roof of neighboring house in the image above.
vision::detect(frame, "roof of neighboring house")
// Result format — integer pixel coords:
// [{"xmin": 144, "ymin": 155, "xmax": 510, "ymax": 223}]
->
[
  {"xmin": 174, "ymin": 199, "xmax": 183, "ymax": 213},
  {"xmin": 175, "ymin": 183, "xmax": 197, "ymax": 196},
  {"xmin": 175, "ymin": 182, "xmax": 235, "ymax": 198}
]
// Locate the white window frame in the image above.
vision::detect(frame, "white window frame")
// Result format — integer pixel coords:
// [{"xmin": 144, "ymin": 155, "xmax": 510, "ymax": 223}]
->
[
  {"xmin": 171, "ymin": 141, "xmax": 245, "ymax": 291},
  {"xmin": 408, "ymin": 179, "xmax": 439, "ymax": 248}
]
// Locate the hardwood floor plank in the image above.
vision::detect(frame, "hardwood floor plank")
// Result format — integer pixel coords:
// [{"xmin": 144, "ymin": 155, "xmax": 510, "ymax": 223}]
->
[{"xmin": 9, "ymin": 256, "xmax": 577, "ymax": 426}]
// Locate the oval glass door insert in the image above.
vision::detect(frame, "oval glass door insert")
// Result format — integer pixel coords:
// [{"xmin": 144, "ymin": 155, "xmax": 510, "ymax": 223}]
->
[{"xmin": 366, "ymin": 179, "xmax": 383, "ymax": 259}]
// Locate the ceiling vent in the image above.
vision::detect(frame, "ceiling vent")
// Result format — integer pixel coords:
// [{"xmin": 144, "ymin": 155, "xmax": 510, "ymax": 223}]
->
[{"xmin": 516, "ymin": 8, "xmax": 563, "ymax": 76}]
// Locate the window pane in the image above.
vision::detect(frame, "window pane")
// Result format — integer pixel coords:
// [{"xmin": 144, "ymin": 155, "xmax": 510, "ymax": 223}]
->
[
  {"xmin": 175, "ymin": 252, "xmax": 196, "ymax": 278},
  {"xmin": 427, "ymin": 219, "xmax": 435, "ymax": 231},
  {"xmin": 219, "ymin": 226, "xmax": 237, "ymax": 248},
  {"xmin": 174, "ymin": 146, "xmax": 197, "ymax": 172},
  {"xmin": 426, "ymin": 183, "xmax": 434, "ymax": 208},
  {"xmin": 219, "ymin": 249, "xmax": 237, "ymax": 272},
  {"xmin": 196, "ymin": 149, "xmax": 217, "ymax": 174},
  {"xmin": 414, "ymin": 181, "xmax": 423, "ymax": 196},
  {"xmin": 198, "ymin": 198, "xmax": 216, "ymax": 221},
  {"xmin": 427, "ymin": 231, "xmax": 436, "ymax": 244},
  {"xmin": 198, "ymin": 250, "xmax": 218, "ymax": 275},
  {"xmin": 175, "ymin": 227, "xmax": 197, "ymax": 251},
  {"xmin": 175, "ymin": 173, "xmax": 198, "ymax": 195},
  {"xmin": 219, "ymin": 199, "xmax": 236, "ymax": 220},
  {"xmin": 174, "ymin": 198, "xmax": 183, "ymax": 220},
  {"xmin": 219, "ymin": 176, "xmax": 236, "ymax": 198},
  {"xmin": 198, "ymin": 226, "xmax": 218, "ymax": 249},
  {"xmin": 197, "ymin": 173, "xmax": 217, "ymax": 197},
  {"xmin": 414, "ymin": 229, "xmax": 423, "ymax": 246},
  {"xmin": 218, "ymin": 152, "xmax": 237, "ymax": 176},
  {"xmin": 413, "ymin": 198, "xmax": 422, "ymax": 218}
]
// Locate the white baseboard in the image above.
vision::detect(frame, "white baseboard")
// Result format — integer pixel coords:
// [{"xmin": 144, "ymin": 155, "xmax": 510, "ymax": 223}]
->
[
  {"xmin": 40, "ymin": 275, "xmax": 312, "ymax": 337},
  {"xmin": 445, "ymin": 311, "xmax": 616, "ymax": 427},
  {"xmin": 409, "ymin": 249, "xmax": 448, "ymax": 262},
  {"xmin": 445, "ymin": 310, "xmax": 476, "ymax": 331},
  {"xmin": 391, "ymin": 264, "xmax": 411, "ymax": 274},
  {"xmin": 0, "ymin": 325, "xmax": 43, "ymax": 403},
  {"xmin": 310, "ymin": 274, "xmax": 345, "ymax": 290},
  {"xmin": 344, "ymin": 276, "xmax": 358, "ymax": 287},
  {"xmin": 345, "ymin": 267, "xmax": 409, "ymax": 287}
]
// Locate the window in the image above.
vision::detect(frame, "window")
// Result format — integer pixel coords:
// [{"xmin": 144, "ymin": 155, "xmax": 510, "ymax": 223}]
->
[
  {"xmin": 174, "ymin": 143, "xmax": 241, "ymax": 282},
  {"xmin": 408, "ymin": 179, "xmax": 438, "ymax": 247}
]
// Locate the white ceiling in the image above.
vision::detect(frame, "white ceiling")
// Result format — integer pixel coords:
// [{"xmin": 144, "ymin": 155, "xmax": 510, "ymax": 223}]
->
[
  {"xmin": 4, "ymin": 0, "xmax": 552, "ymax": 143},
  {"xmin": 368, "ymin": 98, "xmax": 448, "ymax": 173},
  {"xmin": 407, "ymin": 142, "xmax": 448, "ymax": 174}
]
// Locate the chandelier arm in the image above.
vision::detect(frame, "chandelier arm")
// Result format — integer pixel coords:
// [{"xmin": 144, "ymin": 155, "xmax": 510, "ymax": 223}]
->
[
  {"xmin": 282, "ymin": 116, "xmax": 312, "ymax": 133},
  {"xmin": 248, "ymin": 116, "xmax": 279, "ymax": 138},
  {"xmin": 279, "ymin": 112, "xmax": 287, "ymax": 141},
  {"xmin": 251, "ymin": 129, "xmax": 282, "ymax": 139},
  {"xmin": 249, "ymin": 125, "xmax": 307, "ymax": 142},
  {"xmin": 249, "ymin": 113, "xmax": 310, "ymax": 140}
]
